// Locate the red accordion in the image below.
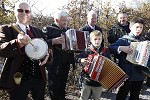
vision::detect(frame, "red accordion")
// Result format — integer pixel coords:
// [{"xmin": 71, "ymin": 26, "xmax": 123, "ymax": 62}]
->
[
  {"xmin": 62, "ymin": 29, "xmax": 90, "ymax": 51},
  {"xmin": 84, "ymin": 54, "xmax": 128, "ymax": 91},
  {"xmin": 84, "ymin": 54, "xmax": 105, "ymax": 81}
]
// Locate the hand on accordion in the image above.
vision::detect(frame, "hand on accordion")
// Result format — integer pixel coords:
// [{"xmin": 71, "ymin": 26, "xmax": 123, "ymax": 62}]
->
[
  {"xmin": 119, "ymin": 46, "xmax": 133, "ymax": 54},
  {"xmin": 80, "ymin": 58, "xmax": 92, "ymax": 66},
  {"xmin": 52, "ymin": 35, "xmax": 65, "ymax": 45}
]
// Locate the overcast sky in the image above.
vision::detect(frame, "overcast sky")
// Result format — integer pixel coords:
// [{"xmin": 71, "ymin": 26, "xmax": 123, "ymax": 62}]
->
[
  {"xmin": 9, "ymin": 0, "xmax": 150, "ymax": 16},
  {"xmin": 31, "ymin": 0, "xmax": 68, "ymax": 15}
]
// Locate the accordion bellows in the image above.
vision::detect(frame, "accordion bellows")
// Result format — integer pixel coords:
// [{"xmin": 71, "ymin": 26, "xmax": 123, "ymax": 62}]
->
[
  {"xmin": 100, "ymin": 58, "xmax": 128, "ymax": 91},
  {"xmin": 84, "ymin": 54, "xmax": 128, "ymax": 91}
]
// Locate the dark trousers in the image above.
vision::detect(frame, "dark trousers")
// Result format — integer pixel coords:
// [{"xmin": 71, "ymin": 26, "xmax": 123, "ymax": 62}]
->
[
  {"xmin": 116, "ymin": 80, "xmax": 143, "ymax": 100},
  {"xmin": 9, "ymin": 78, "xmax": 46, "ymax": 100},
  {"xmin": 48, "ymin": 64, "xmax": 70, "ymax": 100},
  {"xmin": 146, "ymin": 76, "xmax": 150, "ymax": 87}
]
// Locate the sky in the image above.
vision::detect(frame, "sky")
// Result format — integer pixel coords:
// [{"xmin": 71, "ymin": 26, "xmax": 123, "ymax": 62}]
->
[
  {"xmin": 31, "ymin": 0, "xmax": 149, "ymax": 16},
  {"xmin": 8, "ymin": 0, "xmax": 150, "ymax": 16},
  {"xmin": 7, "ymin": 0, "xmax": 69, "ymax": 15},
  {"xmin": 30, "ymin": 0, "xmax": 69, "ymax": 15}
]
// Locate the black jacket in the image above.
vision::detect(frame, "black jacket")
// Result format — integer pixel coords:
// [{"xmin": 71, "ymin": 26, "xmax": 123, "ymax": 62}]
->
[
  {"xmin": 79, "ymin": 23, "xmax": 104, "ymax": 47},
  {"xmin": 42, "ymin": 24, "xmax": 75, "ymax": 70},
  {"xmin": 108, "ymin": 22, "xmax": 130, "ymax": 44},
  {"xmin": 79, "ymin": 23, "xmax": 102, "ymax": 33},
  {"xmin": 0, "ymin": 24, "xmax": 46, "ymax": 90}
]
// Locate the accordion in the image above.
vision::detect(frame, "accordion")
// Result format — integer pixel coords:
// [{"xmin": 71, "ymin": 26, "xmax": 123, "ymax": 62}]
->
[
  {"xmin": 126, "ymin": 41, "xmax": 150, "ymax": 77},
  {"xmin": 62, "ymin": 29, "xmax": 90, "ymax": 51},
  {"xmin": 84, "ymin": 54, "xmax": 128, "ymax": 91}
]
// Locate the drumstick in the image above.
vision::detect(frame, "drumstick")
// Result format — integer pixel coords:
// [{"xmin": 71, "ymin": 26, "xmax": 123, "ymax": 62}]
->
[{"xmin": 11, "ymin": 23, "xmax": 35, "ymax": 48}]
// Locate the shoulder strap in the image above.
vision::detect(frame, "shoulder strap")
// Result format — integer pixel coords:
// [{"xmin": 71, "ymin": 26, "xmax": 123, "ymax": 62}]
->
[
  {"xmin": 89, "ymin": 46, "xmax": 108, "ymax": 55},
  {"xmin": 48, "ymin": 26, "xmax": 61, "ymax": 30},
  {"xmin": 89, "ymin": 47, "xmax": 98, "ymax": 54},
  {"xmin": 100, "ymin": 47, "xmax": 108, "ymax": 55},
  {"xmin": 42, "ymin": 25, "xmax": 61, "ymax": 33}
]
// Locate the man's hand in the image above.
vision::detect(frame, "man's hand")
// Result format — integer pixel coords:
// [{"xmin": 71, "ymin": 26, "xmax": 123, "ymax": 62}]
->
[
  {"xmin": 80, "ymin": 58, "xmax": 91, "ymax": 66},
  {"xmin": 17, "ymin": 33, "xmax": 31, "ymax": 48},
  {"xmin": 52, "ymin": 35, "xmax": 65, "ymax": 45},
  {"xmin": 119, "ymin": 46, "xmax": 133, "ymax": 54},
  {"xmin": 39, "ymin": 53, "xmax": 50, "ymax": 66}
]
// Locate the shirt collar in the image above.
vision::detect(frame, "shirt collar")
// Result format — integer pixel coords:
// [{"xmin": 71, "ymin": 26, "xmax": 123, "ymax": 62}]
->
[
  {"xmin": 88, "ymin": 24, "xmax": 95, "ymax": 30},
  {"xmin": 16, "ymin": 22, "xmax": 30, "ymax": 33},
  {"xmin": 90, "ymin": 44, "xmax": 101, "ymax": 52},
  {"xmin": 16, "ymin": 22, "xmax": 27, "ymax": 33},
  {"xmin": 129, "ymin": 32, "xmax": 141, "ymax": 40}
]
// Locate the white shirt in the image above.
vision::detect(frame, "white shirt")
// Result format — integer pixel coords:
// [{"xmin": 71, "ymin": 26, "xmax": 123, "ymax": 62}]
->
[
  {"xmin": 118, "ymin": 46, "xmax": 122, "ymax": 54},
  {"xmin": 16, "ymin": 22, "xmax": 29, "ymax": 34},
  {"xmin": 89, "ymin": 24, "xmax": 95, "ymax": 30}
]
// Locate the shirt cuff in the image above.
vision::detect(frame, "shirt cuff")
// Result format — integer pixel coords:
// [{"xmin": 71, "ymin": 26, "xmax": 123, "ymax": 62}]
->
[{"xmin": 117, "ymin": 46, "xmax": 121, "ymax": 54}]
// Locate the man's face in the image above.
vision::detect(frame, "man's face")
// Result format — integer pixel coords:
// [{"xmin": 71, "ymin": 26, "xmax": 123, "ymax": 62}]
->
[
  {"xmin": 90, "ymin": 36, "xmax": 102, "ymax": 48},
  {"xmin": 130, "ymin": 23, "xmax": 143, "ymax": 36},
  {"xmin": 87, "ymin": 14, "xmax": 97, "ymax": 26},
  {"xmin": 15, "ymin": 3, "xmax": 31, "ymax": 25},
  {"xmin": 117, "ymin": 14, "xmax": 128, "ymax": 25},
  {"xmin": 57, "ymin": 16, "xmax": 68, "ymax": 28}
]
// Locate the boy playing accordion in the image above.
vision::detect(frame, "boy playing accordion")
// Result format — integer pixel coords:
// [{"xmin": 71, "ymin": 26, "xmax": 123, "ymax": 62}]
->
[
  {"xmin": 75, "ymin": 30, "xmax": 110, "ymax": 100},
  {"xmin": 109, "ymin": 17, "xmax": 146, "ymax": 100}
]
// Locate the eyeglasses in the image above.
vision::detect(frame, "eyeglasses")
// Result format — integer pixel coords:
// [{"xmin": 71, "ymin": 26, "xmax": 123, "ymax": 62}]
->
[{"xmin": 17, "ymin": 9, "xmax": 30, "ymax": 14}]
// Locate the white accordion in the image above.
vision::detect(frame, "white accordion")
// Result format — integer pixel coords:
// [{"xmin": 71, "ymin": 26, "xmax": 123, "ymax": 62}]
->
[
  {"xmin": 62, "ymin": 29, "xmax": 90, "ymax": 51},
  {"xmin": 126, "ymin": 41, "xmax": 150, "ymax": 76}
]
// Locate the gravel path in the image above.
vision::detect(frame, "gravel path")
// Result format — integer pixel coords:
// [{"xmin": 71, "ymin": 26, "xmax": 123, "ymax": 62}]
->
[
  {"xmin": 66, "ymin": 82, "xmax": 150, "ymax": 100},
  {"xmin": 1, "ymin": 82, "xmax": 149, "ymax": 100}
]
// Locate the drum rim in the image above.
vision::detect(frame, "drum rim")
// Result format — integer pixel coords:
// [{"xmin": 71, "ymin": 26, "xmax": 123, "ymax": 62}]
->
[{"xmin": 25, "ymin": 38, "xmax": 48, "ymax": 60}]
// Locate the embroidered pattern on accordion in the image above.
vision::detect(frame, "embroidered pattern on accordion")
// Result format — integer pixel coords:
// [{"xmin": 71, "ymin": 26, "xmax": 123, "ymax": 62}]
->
[
  {"xmin": 88, "ymin": 54, "xmax": 105, "ymax": 81},
  {"xmin": 84, "ymin": 54, "xmax": 128, "ymax": 91}
]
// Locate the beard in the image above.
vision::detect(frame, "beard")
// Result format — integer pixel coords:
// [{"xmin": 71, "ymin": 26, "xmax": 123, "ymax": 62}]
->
[{"xmin": 120, "ymin": 20, "xmax": 127, "ymax": 26}]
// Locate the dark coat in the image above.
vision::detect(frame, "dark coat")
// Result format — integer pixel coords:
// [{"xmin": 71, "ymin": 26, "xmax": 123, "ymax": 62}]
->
[
  {"xmin": 79, "ymin": 23, "xmax": 102, "ymax": 33},
  {"xmin": 79, "ymin": 23, "xmax": 104, "ymax": 47},
  {"xmin": 42, "ymin": 24, "xmax": 75, "ymax": 71},
  {"xmin": 109, "ymin": 33, "xmax": 146, "ymax": 81},
  {"xmin": 0, "ymin": 24, "xmax": 46, "ymax": 90},
  {"xmin": 108, "ymin": 22, "xmax": 130, "ymax": 44}
]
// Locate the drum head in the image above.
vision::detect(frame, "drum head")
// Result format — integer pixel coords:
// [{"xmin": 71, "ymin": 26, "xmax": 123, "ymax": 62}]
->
[{"xmin": 25, "ymin": 38, "xmax": 48, "ymax": 60}]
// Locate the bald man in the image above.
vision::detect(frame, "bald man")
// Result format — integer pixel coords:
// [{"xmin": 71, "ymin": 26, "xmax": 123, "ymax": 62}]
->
[{"xmin": 0, "ymin": 1, "xmax": 46, "ymax": 100}]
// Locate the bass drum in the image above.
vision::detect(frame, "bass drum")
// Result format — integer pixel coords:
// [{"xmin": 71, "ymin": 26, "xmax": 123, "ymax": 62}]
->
[{"xmin": 25, "ymin": 38, "xmax": 48, "ymax": 60}]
